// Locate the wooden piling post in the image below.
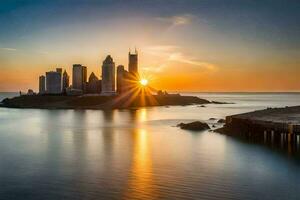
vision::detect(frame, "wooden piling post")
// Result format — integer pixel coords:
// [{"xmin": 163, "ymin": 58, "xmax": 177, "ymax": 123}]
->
[
  {"xmin": 271, "ymin": 130, "xmax": 274, "ymax": 144},
  {"xmin": 280, "ymin": 133, "xmax": 284, "ymax": 147}
]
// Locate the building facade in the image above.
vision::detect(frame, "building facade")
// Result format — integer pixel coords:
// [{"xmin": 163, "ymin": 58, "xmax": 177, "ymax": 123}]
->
[
  {"xmin": 86, "ymin": 72, "xmax": 101, "ymax": 94},
  {"xmin": 128, "ymin": 50, "xmax": 138, "ymax": 77},
  {"xmin": 39, "ymin": 75, "xmax": 46, "ymax": 94},
  {"xmin": 83, "ymin": 66, "xmax": 87, "ymax": 83},
  {"xmin": 72, "ymin": 64, "xmax": 87, "ymax": 91},
  {"xmin": 117, "ymin": 65, "xmax": 125, "ymax": 94},
  {"xmin": 62, "ymin": 70, "xmax": 70, "ymax": 92},
  {"xmin": 46, "ymin": 71, "xmax": 62, "ymax": 94},
  {"xmin": 101, "ymin": 55, "xmax": 115, "ymax": 95}
]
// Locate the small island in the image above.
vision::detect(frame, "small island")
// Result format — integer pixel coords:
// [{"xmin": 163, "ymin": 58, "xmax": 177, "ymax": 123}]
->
[
  {"xmin": 0, "ymin": 93, "xmax": 213, "ymax": 110},
  {"xmin": 0, "ymin": 50, "xmax": 225, "ymax": 110}
]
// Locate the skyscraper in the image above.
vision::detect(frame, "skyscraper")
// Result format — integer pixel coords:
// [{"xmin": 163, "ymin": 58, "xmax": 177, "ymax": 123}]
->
[
  {"xmin": 117, "ymin": 65, "xmax": 124, "ymax": 94},
  {"xmin": 72, "ymin": 64, "xmax": 86, "ymax": 91},
  {"xmin": 101, "ymin": 55, "xmax": 115, "ymax": 95},
  {"xmin": 39, "ymin": 75, "xmax": 46, "ymax": 94},
  {"xmin": 46, "ymin": 71, "xmax": 62, "ymax": 94},
  {"xmin": 128, "ymin": 49, "xmax": 138, "ymax": 77},
  {"xmin": 62, "ymin": 70, "xmax": 69, "ymax": 92},
  {"xmin": 121, "ymin": 49, "xmax": 139, "ymax": 94}
]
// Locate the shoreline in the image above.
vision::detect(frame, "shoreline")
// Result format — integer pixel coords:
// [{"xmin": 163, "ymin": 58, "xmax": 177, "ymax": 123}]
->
[{"xmin": 0, "ymin": 94, "xmax": 221, "ymax": 110}]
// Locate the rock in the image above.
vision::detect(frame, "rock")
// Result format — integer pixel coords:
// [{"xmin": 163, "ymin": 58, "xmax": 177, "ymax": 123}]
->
[
  {"xmin": 209, "ymin": 118, "xmax": 217, "ymax": 120},
  {"xmin": 177, "ymin": 121, "xmax": 210, "ymax": 131},
  {"xmin": 211, "ymin": 101, "xmax": 234, "ymax": 104},
  {"xmin": 217, "ymin": 119, "xmax": 226, "ymax": 123},
  {"xmin": 198, "ymin": 105, "xmax": 206, "ymax": 108}
]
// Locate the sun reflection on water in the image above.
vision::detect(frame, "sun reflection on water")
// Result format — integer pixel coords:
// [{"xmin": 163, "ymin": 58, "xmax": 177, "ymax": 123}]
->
[
  {"xmin": 138, "ymin": 108, "xmax": 148, "ymax": 123},
  {"xmin": 124, "ymin": 128, "xmax": 157, "ymax": 199}
]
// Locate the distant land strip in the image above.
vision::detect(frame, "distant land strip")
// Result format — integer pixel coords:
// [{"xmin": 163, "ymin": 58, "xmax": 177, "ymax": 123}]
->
[{"xmin": 0, "ymin": 94, "xmax": 227, "ymax": 110}]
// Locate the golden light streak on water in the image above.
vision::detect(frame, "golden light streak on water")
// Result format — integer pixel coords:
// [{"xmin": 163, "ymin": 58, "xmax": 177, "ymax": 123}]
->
[
  {"xmin": 123, "ymin": 128, "xmax": 157, "ymax": 200},
  {"xmin": 138, "ymin": 108, "xmax": 147, "ymax": 123}
]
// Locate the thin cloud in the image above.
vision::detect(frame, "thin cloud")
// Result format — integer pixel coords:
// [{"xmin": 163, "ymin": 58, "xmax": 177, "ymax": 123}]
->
[
  {"xmin": 0, "ymin": 47, "xmax": 50, "ymax": 55},
  {"xmin": 144, "ymin": 45, "xmax": 217, "ymax": 71},
  {"xmin": 144, "ymin": 45, "xmax": 179, "ymax": 56},
  {"xmin": 0, "ymin": 47, "xmax": 17, "ymax": 51},
  {"xmin": 168, "ymin": 52, "xmax": 217, "ymax": 71},
  {"xmin": 156, "ymin": 14, "xmax": 194, "ymax": 27},
  {"xmin": 142, "ymin": 63, "xmax": 167, "ymax": 73}
]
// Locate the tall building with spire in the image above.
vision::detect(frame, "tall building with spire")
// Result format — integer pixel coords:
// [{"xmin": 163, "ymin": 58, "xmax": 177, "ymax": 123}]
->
[
  {"xmin": 128, "ymin": 49, "xmax": 138, "ymax": 77},
  {"xmin": 101, "ymin": 55, "xmax": 116, "ymax": 95}
]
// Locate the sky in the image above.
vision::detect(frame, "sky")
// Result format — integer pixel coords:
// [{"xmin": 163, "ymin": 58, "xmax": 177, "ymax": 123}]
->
[{"xmin": 0, "ymin": 0, "xmax": 300, "ymax": 92}]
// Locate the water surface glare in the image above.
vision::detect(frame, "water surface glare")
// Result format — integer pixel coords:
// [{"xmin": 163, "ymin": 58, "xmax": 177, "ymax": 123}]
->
[{"xmin": 1, "ymin": 93, "xmax": 300, "ymax": 199}]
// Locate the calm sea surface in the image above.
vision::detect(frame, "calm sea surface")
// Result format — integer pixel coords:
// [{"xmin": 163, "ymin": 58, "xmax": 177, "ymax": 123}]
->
[{"xmin": 1, "ymin": 93, "xmax": 300, "ymax": 200}]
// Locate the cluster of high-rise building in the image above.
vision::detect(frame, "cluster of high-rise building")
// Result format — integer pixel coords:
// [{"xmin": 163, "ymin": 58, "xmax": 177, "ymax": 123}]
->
[
  {"xmin": 38, "ymin": 50, "xmax": 140, "ymax": 96},
  {"xmin": 39, "ymin": 68, "xmax": 69, "ymax": 94}
]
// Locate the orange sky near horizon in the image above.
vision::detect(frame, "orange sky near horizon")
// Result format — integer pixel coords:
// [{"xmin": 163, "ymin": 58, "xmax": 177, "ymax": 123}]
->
[{"xmin": 1, "ymin": 50, "xmax": 299, "ymax": 92}]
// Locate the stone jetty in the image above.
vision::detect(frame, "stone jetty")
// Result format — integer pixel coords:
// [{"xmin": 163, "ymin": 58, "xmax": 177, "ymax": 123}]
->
[{"xmin": 218, "ymin": 106, "xmax": 300, "ymax": 148}]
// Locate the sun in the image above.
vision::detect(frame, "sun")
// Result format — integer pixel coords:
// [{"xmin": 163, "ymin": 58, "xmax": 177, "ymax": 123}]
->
[{"xmin": 140, "ymin": 79, "xmax": 148, "ymax": 86}]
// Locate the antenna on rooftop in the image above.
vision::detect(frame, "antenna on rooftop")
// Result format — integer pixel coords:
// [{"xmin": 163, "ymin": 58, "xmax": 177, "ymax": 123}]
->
[{"xmin": 134, "ymin": 46, "xmax": 138, "ymax": 54}]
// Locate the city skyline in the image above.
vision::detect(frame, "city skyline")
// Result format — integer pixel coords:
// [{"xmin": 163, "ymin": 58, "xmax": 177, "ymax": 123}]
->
[
  {"xmin": 38, "ymin": 50, "xmax": 147, "ymax": 98},
  {"xmin": 1, "ymin": 2, "xmax": 300, "ymax": 199},
  {"xmin": 0, "ymin": 0, "xmax": 300, "ymax": 92}
]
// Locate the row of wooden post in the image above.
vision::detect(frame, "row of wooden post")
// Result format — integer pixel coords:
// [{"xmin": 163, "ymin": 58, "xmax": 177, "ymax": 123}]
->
[
  {"xmin": 262, "ymin": 130, "xmax": 299, "ymax": 149},
  {"xmin": 226, "ymin": 117, "xmax": 300, "ymax": 150}
]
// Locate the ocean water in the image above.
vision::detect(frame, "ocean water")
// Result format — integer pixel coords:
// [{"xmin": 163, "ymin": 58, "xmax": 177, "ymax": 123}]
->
[{"xmin": 0, "ymin": 92, "xmax": 300, "ymax": 200}]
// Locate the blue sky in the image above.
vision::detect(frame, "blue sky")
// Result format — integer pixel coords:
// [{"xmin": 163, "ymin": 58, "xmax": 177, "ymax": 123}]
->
[{"xmin": 0, "ymin": 0, "xmax": 300, "ymax": 91}]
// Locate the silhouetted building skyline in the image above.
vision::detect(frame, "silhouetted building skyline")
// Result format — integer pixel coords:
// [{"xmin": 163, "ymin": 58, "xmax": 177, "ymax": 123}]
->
[{"xmin": 36, "ymin": 50, "xmax": 142, "ymax": 96}]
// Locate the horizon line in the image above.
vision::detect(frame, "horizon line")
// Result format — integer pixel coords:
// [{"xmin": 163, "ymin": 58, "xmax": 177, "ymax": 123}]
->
[{"xmin": 1, "ymin": 91, "xmax": 300, "ymax": 94}]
